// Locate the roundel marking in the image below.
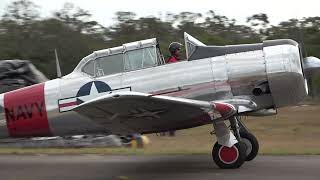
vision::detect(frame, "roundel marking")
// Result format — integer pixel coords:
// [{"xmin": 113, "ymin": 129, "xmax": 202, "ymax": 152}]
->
[
  {"xmin": 58, "ymin": 81, "xmax": 114, "ymax": 112},
  {"xmin": 76, "ymin": 81, "xmax": 112, "ymax": 97}
]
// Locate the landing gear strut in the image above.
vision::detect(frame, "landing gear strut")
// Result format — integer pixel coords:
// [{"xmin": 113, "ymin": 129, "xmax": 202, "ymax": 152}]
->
[
  {"xmin": 211, "ymin": 116, "xmax": 259, "ymax": 168},
  {"xmin": 211, "ymin": 116, "xmax": 246, "ymax": 169}
]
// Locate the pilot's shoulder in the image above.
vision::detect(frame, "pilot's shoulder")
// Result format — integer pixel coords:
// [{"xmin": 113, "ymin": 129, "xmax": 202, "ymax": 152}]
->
[{"xmin": 166, "ymin": 56, "xmax": 177, "ymax": 63}]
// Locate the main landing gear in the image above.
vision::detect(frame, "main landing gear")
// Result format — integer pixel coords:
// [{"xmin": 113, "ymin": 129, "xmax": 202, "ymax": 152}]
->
[
  {"xmin": 211, "ymin": 116, "xmax": 259, "ymax": 169},
  {"xmin": 212, "ymin": 140, "xmax": 246, "ymax": 169}
]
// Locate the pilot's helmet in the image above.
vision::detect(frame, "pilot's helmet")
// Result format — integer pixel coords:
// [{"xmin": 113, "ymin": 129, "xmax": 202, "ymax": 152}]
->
[{"xmin": 169, "ymin": 42, "xmax": 183, "ymax": 54}]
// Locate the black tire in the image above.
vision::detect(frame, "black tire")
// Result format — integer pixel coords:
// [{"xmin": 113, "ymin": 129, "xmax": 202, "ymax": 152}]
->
[
  {"xmin": 240, "ymin": 132, "xmax": 259, "ymax": 161},
  {"xmin": 212, "ymin": 141, "xmax": 246, "ymax": 169}
]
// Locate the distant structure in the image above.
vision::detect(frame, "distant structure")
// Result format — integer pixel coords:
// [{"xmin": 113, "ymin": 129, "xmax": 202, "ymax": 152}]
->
[{"xmin": 0, "ymin": 60, "xmax": 48, "ymax": 93}]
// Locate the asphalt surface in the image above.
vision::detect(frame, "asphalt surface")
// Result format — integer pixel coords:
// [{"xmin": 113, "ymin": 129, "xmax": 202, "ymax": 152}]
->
[{"xmin": 0, "ymin": 155, "xmax": 319, "ymax": 180}]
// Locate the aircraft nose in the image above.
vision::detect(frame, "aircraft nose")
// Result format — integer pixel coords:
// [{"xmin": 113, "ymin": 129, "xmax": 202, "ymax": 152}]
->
[{"xmin": 303, "ymin": 56, "xmax": 320, "ymax": 79}]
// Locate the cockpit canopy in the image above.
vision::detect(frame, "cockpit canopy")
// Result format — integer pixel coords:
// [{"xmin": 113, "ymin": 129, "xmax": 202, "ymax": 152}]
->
[
  {"xmin": 74, "ymin": 38, "xmax": 165, "ymax": 77},
  {"xmin": 73, "ymin": 32, "xmax": 208, "ymax": 77}
]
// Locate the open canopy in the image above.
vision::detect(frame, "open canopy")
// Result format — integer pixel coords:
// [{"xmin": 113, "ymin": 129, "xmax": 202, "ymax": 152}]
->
[{"xmin": 184, "ymin": 32, "xmax": 206, "ymax": 60}]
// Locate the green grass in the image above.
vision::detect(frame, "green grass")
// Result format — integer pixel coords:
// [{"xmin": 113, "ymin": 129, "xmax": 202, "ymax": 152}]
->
[{"xmin": 1, "ymin": 104, "xmax": 320, "ymax": 155}]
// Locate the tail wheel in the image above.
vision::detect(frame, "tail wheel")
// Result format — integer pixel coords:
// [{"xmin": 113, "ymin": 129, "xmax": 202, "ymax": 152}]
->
[
  {"xmin": 240, "ymin": 132, "xmax": 259, "ymax": 161},
  {"xmin": 212, "ymin": 142, "xmax": 246, "ymax": 169}
]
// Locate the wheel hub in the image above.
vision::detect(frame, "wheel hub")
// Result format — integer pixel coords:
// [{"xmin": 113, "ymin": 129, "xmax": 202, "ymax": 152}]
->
[{"xmin": 218, "ymin": 145, "xmax": 239, "ymax": 164}]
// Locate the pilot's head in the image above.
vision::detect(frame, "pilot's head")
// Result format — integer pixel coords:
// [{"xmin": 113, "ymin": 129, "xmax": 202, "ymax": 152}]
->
[{"xmin": 169, "ymin": 42, "xmax": 183, "ymax": 57}]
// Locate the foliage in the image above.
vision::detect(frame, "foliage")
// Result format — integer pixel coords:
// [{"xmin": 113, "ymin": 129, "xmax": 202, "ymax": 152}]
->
[{"xmin": 0, "ymin": 0, "xmax": 320, "ymax": 84}]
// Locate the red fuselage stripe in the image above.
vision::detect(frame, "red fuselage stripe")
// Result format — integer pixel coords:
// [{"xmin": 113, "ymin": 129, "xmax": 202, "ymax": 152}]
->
[
  {"xmin": 59, "ymin": 102, "xmax": 77, "ymax": 108},
  {"xmin": 4, "ymin": 83, "xmax": 52, "ymax": 137}
]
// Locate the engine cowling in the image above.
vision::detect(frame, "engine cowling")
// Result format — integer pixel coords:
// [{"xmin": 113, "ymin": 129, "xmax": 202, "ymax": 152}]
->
[{"xmin": 263, "ymin": 39, "xmax": 308, "ymax": 108}]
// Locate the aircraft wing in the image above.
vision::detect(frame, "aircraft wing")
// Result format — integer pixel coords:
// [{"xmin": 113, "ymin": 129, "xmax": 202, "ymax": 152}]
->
[{"xmin": 72, "ymin": 92, "xmax": 257, "ymax": 133}]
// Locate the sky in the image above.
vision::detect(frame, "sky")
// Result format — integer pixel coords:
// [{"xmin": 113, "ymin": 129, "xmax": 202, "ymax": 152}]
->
[{"xmin": 0, "ymin": 0, "xmax": 320, "ymax": 27}]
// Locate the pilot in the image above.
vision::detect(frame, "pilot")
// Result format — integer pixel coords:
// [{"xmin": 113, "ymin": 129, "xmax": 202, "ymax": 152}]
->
[{"xmin": 166, "ymin": 42, "xmax": 183, "ymax": 63}]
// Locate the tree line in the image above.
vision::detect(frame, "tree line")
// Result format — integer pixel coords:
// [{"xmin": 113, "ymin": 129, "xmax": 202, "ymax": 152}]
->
[{"xmin": 1, "ymin": 0, "xmax": 320, "ymax": 94}]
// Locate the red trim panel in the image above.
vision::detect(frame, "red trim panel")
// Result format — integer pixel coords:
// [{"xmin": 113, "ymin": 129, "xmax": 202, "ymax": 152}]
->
[
  {"xmin": 213, "ymin": 102, "xmax": 236, "ymax": 118},
  {"xmin": 58, "ymin": 101, "xmax": 77, "ymax": 108},
  {"xmin": 4, "ymin": 83, "xmax": 52, "ymax": 137}
]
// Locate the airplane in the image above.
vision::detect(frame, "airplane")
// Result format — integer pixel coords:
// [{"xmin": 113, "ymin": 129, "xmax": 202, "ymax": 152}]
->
[{"xmin": 0, "ymin": 32, "xmax": 320, "ymax": 169}]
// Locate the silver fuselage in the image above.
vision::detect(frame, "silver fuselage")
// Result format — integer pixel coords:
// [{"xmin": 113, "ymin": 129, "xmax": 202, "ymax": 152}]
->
[{"xmin": 0, "ymin": 40, "xmax": 308, "ymax": 137}]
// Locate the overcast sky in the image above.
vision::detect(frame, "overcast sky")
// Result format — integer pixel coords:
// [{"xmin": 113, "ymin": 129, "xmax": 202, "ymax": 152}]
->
[{"xmin": 0, "ymin": 0, "xmax": 320, "ymax": 27}]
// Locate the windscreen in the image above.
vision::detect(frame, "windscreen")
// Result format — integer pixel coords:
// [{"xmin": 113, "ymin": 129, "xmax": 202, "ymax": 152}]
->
[{"xmin": 184, "ymin": 32, "xmax": 206, "ymax": 60}]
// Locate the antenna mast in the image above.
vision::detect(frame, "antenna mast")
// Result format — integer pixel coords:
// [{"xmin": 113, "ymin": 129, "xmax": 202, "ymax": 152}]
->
[{"xmin": 55, "ymin": 49, "xmax": 62, "ymax": 78}]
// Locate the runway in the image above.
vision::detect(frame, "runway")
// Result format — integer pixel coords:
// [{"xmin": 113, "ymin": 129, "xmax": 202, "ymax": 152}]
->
[{"xmin": 0, "ymin": 155, "xmax": 319, "ymax": 180}]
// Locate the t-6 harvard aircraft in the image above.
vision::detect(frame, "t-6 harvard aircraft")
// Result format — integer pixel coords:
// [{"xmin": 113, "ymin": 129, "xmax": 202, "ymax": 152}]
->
[{"xmin": 0, "ymin": 32, "xmax": 320, "ymax": 169}]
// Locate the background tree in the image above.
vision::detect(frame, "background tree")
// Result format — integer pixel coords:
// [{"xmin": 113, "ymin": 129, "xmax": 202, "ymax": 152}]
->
[
  {"xmin": 53, "ymin": 2, "xmax": 104, "ymax": 34},
  {"xmin": 0, "ymin": 0, "xmax": 320, "ymax": 96},
  {"xmin": 247, "ymin": 13, "xmax": 270, "ymax": 37},
  {"xmin": 2, "ymin": 0, "xmax": 39, "ymax": 24}
]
